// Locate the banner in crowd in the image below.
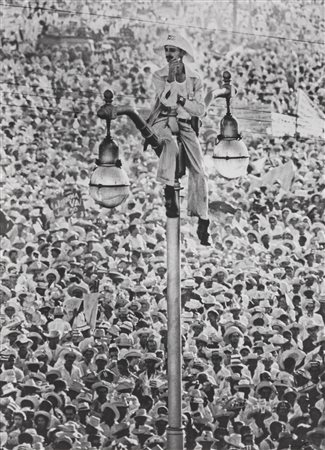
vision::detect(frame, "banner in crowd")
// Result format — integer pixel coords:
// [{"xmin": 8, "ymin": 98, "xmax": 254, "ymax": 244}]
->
[
  {"xmin": 38, "ymin": 35, "xmax": 94, "ymax": 52},
  {"xmin": 296, "ymin": 89, "xmax": 325, "ymax": 139},
  {"xmin": 271, "ymin": 112, "xmax": 296, "ymax": 137},
  {"xmin": 249, "ymin": 160, "xmax": 296, "ymax": 192},
  {"xmin": 208, "ymin": 101, "xmax": 272, "ymax": 135},
  {"xmin": 48, "ymin": 187, "xmax": 84, "ymax": 218},
  {"xmin": 83, "ymin": 293, "xmax": 99, "ymax": 330}
]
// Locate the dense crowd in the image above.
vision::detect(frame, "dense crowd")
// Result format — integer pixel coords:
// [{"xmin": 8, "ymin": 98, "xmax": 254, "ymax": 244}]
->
[{"xmin": 1, "ymin": 1, "xmax": 325, "ymax": 449}]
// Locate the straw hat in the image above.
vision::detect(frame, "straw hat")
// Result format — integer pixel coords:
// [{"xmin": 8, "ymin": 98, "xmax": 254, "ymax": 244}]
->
[
  {"xmin": 101, "ymin": 402, "xmax": 120, "ymax": 420},
  {"xmin": 224, "ymin": 433, "xmax": 245, "ymax": 448},
  {"xmin": 1, "ymin": 383, "xmax": 17, "ymax": 396},
  {"xmin": 223, "ymin": 326, "xmax": 243, "ymax": 344},
  {"xmin": 86, "ymin": 415, "xmax": 104, "ymax": 432},
  {"xmin": 34, "ymin": 411, "xmax": 51, "ymax": 422}
]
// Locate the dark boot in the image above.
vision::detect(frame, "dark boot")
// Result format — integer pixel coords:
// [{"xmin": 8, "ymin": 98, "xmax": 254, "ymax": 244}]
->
[
  {"xmin": 164, "ymin": 186, "xmax": 179, "ymax": 218},
  {"xmin": 197, "ymin": 218, "xmax": 211, "ymax": 246}
]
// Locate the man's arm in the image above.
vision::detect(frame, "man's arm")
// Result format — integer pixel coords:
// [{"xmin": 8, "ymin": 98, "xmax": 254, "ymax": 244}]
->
[
  {"xmin": 153, "ymin": 72, "xmax": 179, "ymax": 107},
  {"xmin": 178, "ymin": 77, "xmax": 205, "ymax": 118}
]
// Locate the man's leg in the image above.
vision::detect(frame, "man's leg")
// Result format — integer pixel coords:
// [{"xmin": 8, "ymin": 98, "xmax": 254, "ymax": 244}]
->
[
  {"xmin": 179, "ymin": 123, "xmax": 210, "ymax": 245},
  {"xmin": 151, "ymin": 118, "xmax": 179, "ymax": 217},
  {"xmin": 151, "ymin": 118, "xmax": 179, "ymax": 186}
]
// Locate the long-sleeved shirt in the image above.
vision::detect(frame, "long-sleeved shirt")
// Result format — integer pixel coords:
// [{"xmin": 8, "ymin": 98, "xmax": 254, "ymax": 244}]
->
[{"xmin": 147, "ymin": 62, "xmax": 205, "ymax": 126}]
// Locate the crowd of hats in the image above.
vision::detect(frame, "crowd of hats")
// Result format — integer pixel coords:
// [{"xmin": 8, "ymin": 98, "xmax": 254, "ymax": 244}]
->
[{"xmin": 1, "ymin": 1, "xmax": 325, "ymax": 450}]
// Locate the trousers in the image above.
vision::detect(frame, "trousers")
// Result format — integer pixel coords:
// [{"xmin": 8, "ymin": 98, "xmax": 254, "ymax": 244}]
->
[{"xmin": 151, "ymin": 117, "xmax": 209, "ymax": 220}]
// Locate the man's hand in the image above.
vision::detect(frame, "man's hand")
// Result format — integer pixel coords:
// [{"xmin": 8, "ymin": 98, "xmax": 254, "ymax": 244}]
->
[
  {"xmin": 168, "ymin": 58, "xmax": 185, "ymax": 82},
  {"xmin": 89, "ymin": 278, "xmax": 100, "ymax": 293}
]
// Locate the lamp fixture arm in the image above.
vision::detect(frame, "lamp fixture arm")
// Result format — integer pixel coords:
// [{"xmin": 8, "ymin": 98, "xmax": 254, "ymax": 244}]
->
[
  {"xmin": 97, "ymin": 90, "xmax": 162, "ymax": 156},
  {"xmin": 116, "ymin": 106, "xmax": 162, "ymax": 156}
]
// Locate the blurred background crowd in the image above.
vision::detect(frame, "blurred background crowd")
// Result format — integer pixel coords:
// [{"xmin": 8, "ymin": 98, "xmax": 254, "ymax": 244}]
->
[{"xmin": 0, "ymin": 0, "xmax": 325, "ymax": 449}]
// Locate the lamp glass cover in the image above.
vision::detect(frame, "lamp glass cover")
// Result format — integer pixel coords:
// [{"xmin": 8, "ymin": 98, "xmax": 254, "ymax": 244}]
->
[
  {"xmin": 213, "ymin": 139, "xmax": 249, "ymax": 179},
  {"xmin": 89, "ymin": 166, "xmax": 130, "ymax": 208}
]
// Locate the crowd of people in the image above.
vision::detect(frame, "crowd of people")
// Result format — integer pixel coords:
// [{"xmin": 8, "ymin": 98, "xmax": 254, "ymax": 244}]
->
[{"xmin": 1, "ymin": 0, "xmax": 325, "ymax": 449}]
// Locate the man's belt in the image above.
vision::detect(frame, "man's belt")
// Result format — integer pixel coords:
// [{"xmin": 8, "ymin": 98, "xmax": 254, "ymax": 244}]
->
[
  {"xmin": 178, "ymin": 118, "xmax": 192, "ymax": 125},
  {"xmin": 158, "ymin": 113, "xmax": 192, "ymax": 125}
]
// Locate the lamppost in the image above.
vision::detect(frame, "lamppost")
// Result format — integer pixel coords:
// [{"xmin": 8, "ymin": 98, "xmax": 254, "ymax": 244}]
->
[{"xmin": 89, "ymin": 72, "xmax": 249, "ymax": 450}]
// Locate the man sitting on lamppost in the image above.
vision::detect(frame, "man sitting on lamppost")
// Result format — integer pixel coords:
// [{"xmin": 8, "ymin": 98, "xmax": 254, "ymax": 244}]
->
[{"xmin": 147, "ymin": 33, "xmax": 210, "ymax": 245}]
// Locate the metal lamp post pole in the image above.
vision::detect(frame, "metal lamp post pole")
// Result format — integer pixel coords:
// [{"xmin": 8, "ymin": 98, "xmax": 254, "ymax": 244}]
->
[
  {"xmin": 93, "ymin": 90, "xmax": 205, "ymax": 450},
  {"xmin": 166, "ymin": 178, "xmax": 183, "ymax": 450}
]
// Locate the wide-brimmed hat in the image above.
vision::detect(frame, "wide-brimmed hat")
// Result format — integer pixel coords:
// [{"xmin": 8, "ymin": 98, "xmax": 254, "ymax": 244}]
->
[
  {"xmin": 60, "ymin": 347, "xmax": 82, "ymax": 360},
  {"xmin": 255, "ymin": 381, "xmax": 277, "ymax": 394},
  {"xmin": 112, "ymin": 422, "xmax": 130, "ymax": 436},
  {"xmin": 223, "ymin": 326, "xmax": 243, "ymax": 344},
  {"xmin": 92, "ymin": 381, "xmax": 110, "ymax": 391},
  {"xmin": 145, "ymin": 435, "xmax": 165, "ymax": 447},
  {"xmin": 154, "ymin": 413, "xmax": 169, "ymax": 424},
  {"xmin": 229, "ymin": 355, "xmax": 245, "ymax": 369},
  {"xmin": 26, "ymin": 358, "xmax": 41, "ymax": 369},
  {"xmin": 116, "ymin": 333, "xmax": 133, "ymax": 347},
  {"xmin": 46, "ymin": 369, "xmax": 61, "ymax": 379},
  {"xmin": 234, "ymin": 377, "xmax": 254, "ymax": 391},
  {"xmin": 143, "ymin": 353, "xmax": 162, "ymax": 363},
  {"xmin": 101, "ymin": 401, "xmax": 120, "ymax": 419},
  {"xmin": 133, "ymin": 408, "xmax": 151, "ymax": 420},
  {"xmin": 95, "ymin": 352, "xmax": 108, "ymax": 361},
  {"xmin": 15, "ymin": 335, "xmax": 33, "ymax": 347},
  {"xmin": 116, "ymin": 380, "xmax": 135, "ymax": 392},
  {"xmin": 132, "ymin": 424, "xmax": 154, "ymax": 436},
  {"xmin": 196, "ymin": 430, "xmax": 216, "ymax": 443},
  {"xmin": 1, "ymin": 383, "xmax": 17, "ymax": 396},
  {"xmin": 157, "ymin": 33, "xmax": 195, "ymax": 62},
  {"xmin": 124, "ymin": 349, "xmax": 142, "ymax": 359},
  {"xmin": 279, "ymin": 349, "xmax": 306, "ymax": 370},
  {"xmin": 86, "ymin": 415, "xmax": 103, "ymax": 432},
  {"xmin": 269, "ymin": 334, "xmax": 288, "ymax": 346},
  {"xmin": 0, "ymin": 284, "xmax": 12, "ymax": 298},
  {"xmin": 44, "ymin": 392, "xmax": 63, "ymax": 408},
  {"xmin": 68, "ymin": 379, "xmax": 86, "ymax": 393},
  {"xmin": 195, "ymin": 332, "xmax": 209, "ymax": 344},
  {"xmin": 81, "ymin": 345, "xmax": 96, "ymax": 355},
  {"xmin": 34, "ymin": 411, "xmax": 51, "ymax": 422},
  {"xmin": 28, "ymin": 332, "xmax": 44, "ymax": 344},
  {"xmin": 20, "ymin": 379, "xmax": 41, "ymax": 392},
  {"xmin": 59, "ymin": 421, "xmax": 83, "ymax": 438},
  {"xmin": 67, "ymin": 283, "xmax": 88, "ymax": 296},
  {"xmin": 224, "ymin": 433, "xmax": 245, "ymax": 448}
]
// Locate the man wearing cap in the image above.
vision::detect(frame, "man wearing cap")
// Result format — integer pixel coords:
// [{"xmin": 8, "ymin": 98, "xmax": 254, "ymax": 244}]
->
[
  {"xmin": 147, "ymin": 33, "xmax": 210, "ymax": 245},
  {"xmin": 39, "ymin": 330, "xmax": 64, "ymax": 365},
  {"xmin": 206, "ymin": 350, "xmax": 231, "ymax": 395},
  {"xmin": 55, "ymin": 348, "xmax": 82, "ymax": 387}
]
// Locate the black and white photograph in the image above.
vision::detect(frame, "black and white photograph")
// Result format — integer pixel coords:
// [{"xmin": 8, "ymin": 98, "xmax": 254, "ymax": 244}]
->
[{"xmin": 0, "ymin": 0, "xmax": 324, "ymax": 449}]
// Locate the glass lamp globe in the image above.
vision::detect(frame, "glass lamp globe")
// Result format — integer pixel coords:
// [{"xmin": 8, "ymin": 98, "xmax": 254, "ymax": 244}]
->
[
  {"xmin": 213, "ymin": 139, "xmax": 249, "ymax": 179},
  {"xmin": 89, "ymin": 165, "xmax": 130, "ymax": 208}
]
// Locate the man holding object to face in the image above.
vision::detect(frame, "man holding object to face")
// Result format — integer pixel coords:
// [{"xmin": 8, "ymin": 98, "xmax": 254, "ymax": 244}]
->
[{"xmin": 147, "ymin": 33, "xmax": 210, "ymax": 246}]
